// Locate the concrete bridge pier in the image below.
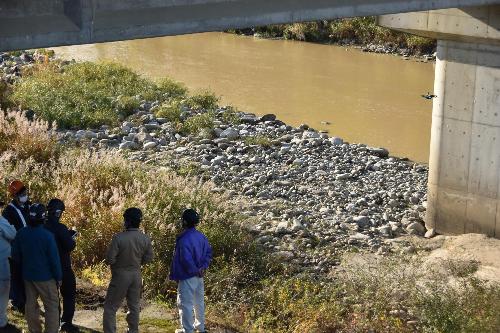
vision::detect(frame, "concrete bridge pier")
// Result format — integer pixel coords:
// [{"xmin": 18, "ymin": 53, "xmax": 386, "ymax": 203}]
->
[{"xmin": 379, "ymin": 7, "xmax": 500, "ymax": 237}]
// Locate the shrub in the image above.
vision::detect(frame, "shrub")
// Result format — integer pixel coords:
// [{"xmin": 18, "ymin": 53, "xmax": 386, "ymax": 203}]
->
[
  {"xmin": 113, "ymin": 95, "xmax": 140, "ymax": 118},
  {"xmin": 241, "ymin": 255, "xmax": 500, "ymax": 333},
  {"xmin": 11, "ymin": 62, "xmax": 168, "ymax": 129},
  {"xmin": 0, "ymin": 110, "xmax": 60, "ymax": 163},
  {"xmin": 283, "ymin": 22, "xmax": 329, "ymax": 42},
  {"xmin": 180, "ymin": 112, "xmax": 215, "ymax": 135},
  {"xmin": 186, "ymin": 91, "xmax": 219, "ymax": 111},
  {"xmin": 155, "ymin": 101, "xmax": 182, "ymax": 123},
  {"xmin": 156, "ymin": 78, "xmax": 188, "ymax": 100},
  {"xmin": 219, "ymin": 106, "xmax": 241, "ymax": 125}
]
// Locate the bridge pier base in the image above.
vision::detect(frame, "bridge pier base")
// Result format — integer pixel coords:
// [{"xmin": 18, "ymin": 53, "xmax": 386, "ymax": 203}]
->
[
  {"xmin": 379, "ymin": 6, "xmax": 500, "ymax": 237},
  {"xmin": 427, "ymin": 40, "xmax": 500, "ymax": 237}
]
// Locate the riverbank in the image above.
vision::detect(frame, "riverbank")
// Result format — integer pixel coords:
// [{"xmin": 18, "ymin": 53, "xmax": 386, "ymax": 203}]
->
[
  {"xmin": 1, "ymin": 51, "xmax": 499, "ymax": 332},
  {"xmin": 229, "ymin": 17, "xmax": 437, "ymax": 60}
]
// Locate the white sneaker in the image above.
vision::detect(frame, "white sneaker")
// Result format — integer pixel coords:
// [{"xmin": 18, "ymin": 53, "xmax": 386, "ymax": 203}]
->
[{"xmin": 175, "ymin": 330, "xmax": 185, "ymax": 333}]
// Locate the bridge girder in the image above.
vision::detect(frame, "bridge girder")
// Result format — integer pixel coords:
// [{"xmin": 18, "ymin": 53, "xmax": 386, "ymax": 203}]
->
[{"xmin": 2, "ymin": 0, "xmax": 500, "ymax": 51}]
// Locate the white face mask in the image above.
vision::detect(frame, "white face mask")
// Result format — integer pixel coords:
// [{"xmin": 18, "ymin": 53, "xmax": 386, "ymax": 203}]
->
[{"xmin": 18, "ymin": 195, "xmax": 28, "ymax": 204}]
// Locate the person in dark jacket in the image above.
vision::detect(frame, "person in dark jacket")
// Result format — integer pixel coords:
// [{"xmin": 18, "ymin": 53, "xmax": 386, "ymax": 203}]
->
[
  {"xmin": 1, "ymin": 180, "xmax": 29, "ymax": 313},
  {"xmin": 12, "ymin": 203, "xmax": 62, "ymax": 333},
  {"xmin": 2, "ymin": 180, "xmax": 29, "ymax": 231},
  {"xmin": 170, "ymin": 209, "xmax": 212, "ymax": 333},
  {"xmin": 44, "ymin": 198, "xmax": 78, "ymax": 333}
]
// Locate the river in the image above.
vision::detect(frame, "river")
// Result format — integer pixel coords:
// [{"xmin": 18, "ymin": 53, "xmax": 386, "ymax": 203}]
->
[{"xmin": 54, "ymin": 32, "xmax": 435, "ymax": 163}]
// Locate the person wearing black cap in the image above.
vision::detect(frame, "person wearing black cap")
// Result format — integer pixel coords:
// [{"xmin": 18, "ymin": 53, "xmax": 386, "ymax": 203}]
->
[
  {"xmin": 170, "ymin": 209, "xmax": 212, "ymax": 333},
  {"xmin": 44, "ymin": 198, "xmax": 78, "ymax": 332},
  {"xmin": 103, "ymin": 207, "xmax": 154, "ymax": 333},
  {"xmin": 12, "ymin": 203, "xmax": 62, "ymax": 333}
]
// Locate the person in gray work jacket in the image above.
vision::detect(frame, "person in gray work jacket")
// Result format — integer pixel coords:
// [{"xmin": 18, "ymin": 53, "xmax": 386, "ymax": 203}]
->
[{"xmin": 103, "ymin": 208, "xmax": 154, "ymax": 333}]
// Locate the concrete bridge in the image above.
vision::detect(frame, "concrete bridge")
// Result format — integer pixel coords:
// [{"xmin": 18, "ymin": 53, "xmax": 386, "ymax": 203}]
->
[{"xmin": 1, "ymin": 1, "xmax": 500, "ymax": 238}]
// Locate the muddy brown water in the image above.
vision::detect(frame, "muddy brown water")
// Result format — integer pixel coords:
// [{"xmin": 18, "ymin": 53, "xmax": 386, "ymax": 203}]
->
[{"xmin": 54, "ymin": 32, "xmax": 435, "ymax": 163}]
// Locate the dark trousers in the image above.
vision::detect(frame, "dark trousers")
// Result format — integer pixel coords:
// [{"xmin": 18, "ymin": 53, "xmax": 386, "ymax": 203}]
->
[
  {"xmin": 60, "ymin": 269, "xmax": 76, "ymax": 324},
  {"xmin": 8, "ymin": 258, "xmax": 25, "ymax": 310}
]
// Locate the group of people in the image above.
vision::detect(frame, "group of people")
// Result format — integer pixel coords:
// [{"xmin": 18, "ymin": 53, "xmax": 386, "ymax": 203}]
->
[{"xmin": 0, "ymin": 180, "xmax": 213, "ymax": 333}]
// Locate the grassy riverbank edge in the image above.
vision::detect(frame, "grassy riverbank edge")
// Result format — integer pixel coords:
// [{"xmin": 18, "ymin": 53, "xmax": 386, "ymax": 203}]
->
[{"xmin": 227, "ymin": 17, "xmax": 437, "ymax": 58}]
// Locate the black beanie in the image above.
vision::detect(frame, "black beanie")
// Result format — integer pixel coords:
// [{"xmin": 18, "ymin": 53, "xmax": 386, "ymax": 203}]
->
[
  {"xmin": 124, "ymin": 207, "xmax": 142, "ymax": 227},
  {"xmin": 182, "ymin": 209, "xmax": 200, "ymax": 227},
  {"xmin": 29, "ymin": 203, "xmax": 47, "ymax": 226}
]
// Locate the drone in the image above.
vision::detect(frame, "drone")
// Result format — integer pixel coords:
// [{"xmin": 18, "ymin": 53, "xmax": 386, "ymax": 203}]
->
[{"xmin": 421, "ymin": 92, "xmax": 437, "ymax": 100}]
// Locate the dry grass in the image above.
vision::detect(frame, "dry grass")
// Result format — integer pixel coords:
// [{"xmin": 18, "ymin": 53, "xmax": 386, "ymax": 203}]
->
[{"xmin": 0, "ymin": 110, "xmax": 270, "ymax": 300}]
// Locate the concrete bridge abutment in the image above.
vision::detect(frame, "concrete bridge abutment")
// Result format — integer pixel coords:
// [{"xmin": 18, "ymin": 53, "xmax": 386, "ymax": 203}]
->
[{"xmin": 379, "ymin": 6, "xmax": 500, "ymax": 237}]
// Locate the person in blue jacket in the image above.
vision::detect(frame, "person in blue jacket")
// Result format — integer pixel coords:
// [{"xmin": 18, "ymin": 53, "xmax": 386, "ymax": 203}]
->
[
  {"xmin": 170, "ymin": 209, "xmax": 212, "ymax": 333},
  {"xmin": 12, "ymin": 203, "xmax": 62, "ymax": 333},
  {"xmin": 44, "ymin": 199, "xmax": 78, "ymax": 332}
]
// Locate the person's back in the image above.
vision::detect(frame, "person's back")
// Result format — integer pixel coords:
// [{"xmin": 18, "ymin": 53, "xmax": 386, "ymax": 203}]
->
[
  {"xmin": 171, "ymin": 209, "xmax": 212, "ymax": 333},
  {"xmin": 12, "ymin": 203, "xmax": 62, "ymax": 333},
  {"xmin": 170, "ymin": 227, "xmax": 212, "ymax": 281},
  {"xmin": 45, "ymin": 215, "xmax": 75, "ymax": 271},
  {"xmin": 14, "ymin": 226, "xmax": 62, "ymax": 282},
  {"xmin": 105, "ymin": 229, "xmax": 153, "ymax": 272},
  {"xmin": 44, "ymin": 198, "xmax": 78, "ymax": 332},
  {"xmin": 103, "ymin": 208, "xmax": 153, "ymax": 333}
]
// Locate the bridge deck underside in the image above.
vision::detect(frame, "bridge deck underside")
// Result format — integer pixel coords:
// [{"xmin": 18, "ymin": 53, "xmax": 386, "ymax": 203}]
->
[{"xmin": 2, "ymin": 0, "xmax": 500, "ymax": 51}]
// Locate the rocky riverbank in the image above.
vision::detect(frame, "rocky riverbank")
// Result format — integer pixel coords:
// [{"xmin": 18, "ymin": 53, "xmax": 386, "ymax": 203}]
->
[{"xmin": 2, "ymin": 50, "xmax": 429, "ymax": 275}]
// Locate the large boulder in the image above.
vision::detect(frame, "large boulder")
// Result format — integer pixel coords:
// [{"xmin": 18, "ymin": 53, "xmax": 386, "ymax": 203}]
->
[
  {"xmin": 219, "ymin": 127, "xmax": 240, "ymax": 140},
  {"xmin": 406, "ymin": 221, "xmax": 426, "ymax": 236},
  {"xmin": 368, "ymin": 147, "xmax": 390, "ymax": 158},
  {"xmin": 260, "ymin": 114, "xmax": 276, "ymax": 122},
  {"xmin": 302, "ymin": 131, "xmax": 320, "ymax": 139},
  {"xmin": 119, "ymin": 141, "xmax": 139, "ymax": 150},
  {"xmin": 353, "ymin": 216, "xmax": 371, "ymax": 229}
]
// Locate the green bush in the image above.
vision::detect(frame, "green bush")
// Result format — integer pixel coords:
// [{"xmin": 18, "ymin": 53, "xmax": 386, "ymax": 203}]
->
[
  {"xmin": 180, "ymin": 112, "xmax": 215, "ymax": 135},
  {"xmin": 186, "ymin": 91, "xmax": 219, "ymax": 111},
  {"xmin": 156, "ymin": 77, "xmax": 188, "ymax": 100},
  {"xmin": 220, "ymin": 106, "xmax": 241, "ymax": 125},
  {"xmin": 155, "ymin": 100, "xmax": 182, "ymax": 123},
  {"xmin": 283, "ymin": 22, "xmax": 329, "ymax": 42},
  {"xmin": 11, "ymin": 62, "xmax": 169, "ymax": 129},
  {"xmin": 113, "ymin": 95, "xmax": 140, "ymax": 118}
]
